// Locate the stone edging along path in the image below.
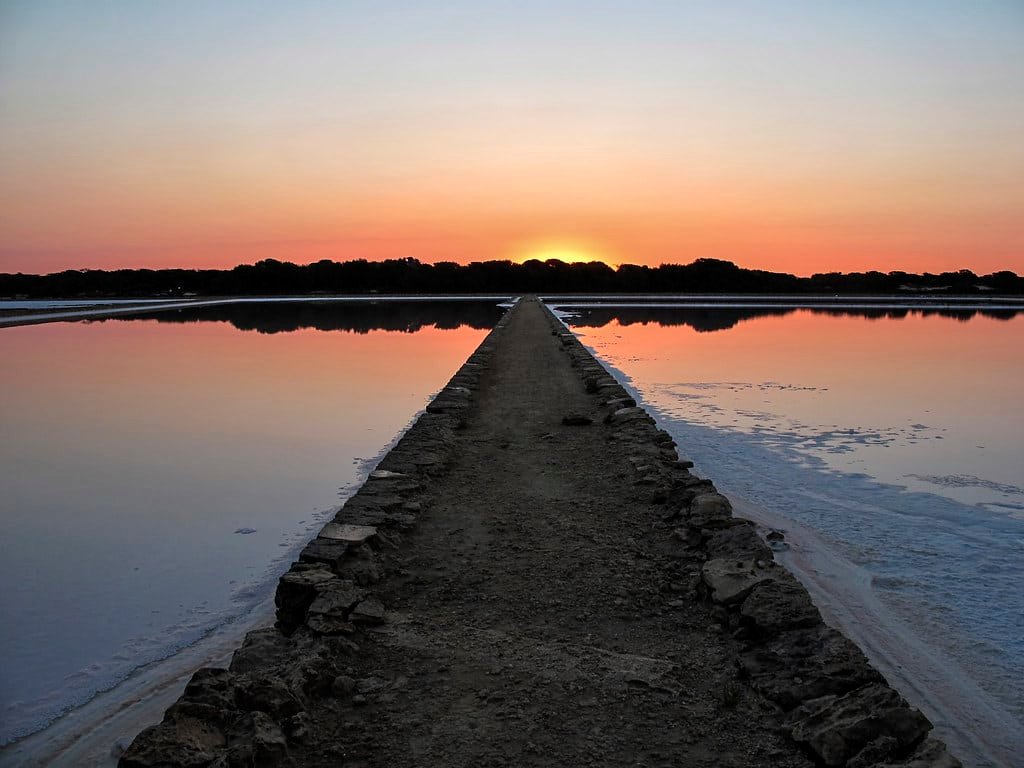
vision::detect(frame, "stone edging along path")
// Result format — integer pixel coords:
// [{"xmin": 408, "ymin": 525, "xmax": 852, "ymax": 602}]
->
[{"xmin": 121, "ymin": 297, "xmax": 960, "ymax": 768}]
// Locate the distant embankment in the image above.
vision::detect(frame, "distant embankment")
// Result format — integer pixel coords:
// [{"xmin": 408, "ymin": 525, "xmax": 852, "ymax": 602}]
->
[{"xmin": 120, "ymin": 297, "xmax": 961, "ymax": 768}]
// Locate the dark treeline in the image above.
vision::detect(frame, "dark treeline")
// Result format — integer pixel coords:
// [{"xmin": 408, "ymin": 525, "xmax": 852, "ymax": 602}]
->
[
  {"xmin": 100, "ymin": 300, "xmax": 504, "ymax": 334},
  {"xmin": 568, "ymin": 306, "xmax": 1024, "ymax": 333},
  {"xmin": 3, "ymin": 257, "xmax": 1023, "ymax": 297}
]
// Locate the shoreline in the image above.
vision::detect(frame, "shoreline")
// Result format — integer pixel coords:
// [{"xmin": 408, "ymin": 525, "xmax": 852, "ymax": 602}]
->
[
  {"xmin": 0, "ymin": 417, "xmax": 424, "ymax": 766},
  {"xmin": 565, "ymin": 326, "xmax": 1017, "ymax": 768},
  {"xmin": 728, "ymin": 495, "xmax": 1016, "ymax": 768},
  {"xmin": 120, "ymin": 297, "xmax": 959, "ymax": 767}
]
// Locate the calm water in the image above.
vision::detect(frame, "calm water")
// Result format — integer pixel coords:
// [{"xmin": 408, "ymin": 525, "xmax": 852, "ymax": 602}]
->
[
  {"xmin": 0, "ymin": 301, "xmax": 499, "ymax": 749},
  {"xmin": 563, "ymin": 305, "xmax": 1024, "ymax": 768}
]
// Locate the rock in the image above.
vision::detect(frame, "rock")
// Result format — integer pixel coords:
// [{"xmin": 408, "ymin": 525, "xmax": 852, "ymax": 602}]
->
[
  {"xmin": 249, "ymin": 711, "xmax": 290, "ymax": 766},
  {"xmin": 701, "ymin": 558, "xmax": 776, "ymax": 604},
  {"xmin": 785, "ymin": 683, "xmax": 932, "ymax": 767},
  {"xmin": 739, "ymin": 578, "xmax": 822, "ymax": 635},
  {"xmin": 870, "ymin": 738, "xmax": 962, "ymax": 768},
  {"xmin": 331, "ymin": 675, "xmax": 357, "ymax": 696},
  {"xmin": 848, "ymin": 736, "xmax": 900, "ymax": 768},
  {"xmin": 766, "ymin": 529, "xmax": 785, "ymax": 541},
  {"xmin": 688, "ymin": 492, "xmax": 733, "ymax": 529},
  {"xmin": 561, "ymin": 413, "xmax": 593, "ymax": 426},
  {"xmin": 179, "ymin": 668, "xmax": 234, "ymax": 716},
  {"xmin": 305, "ymin": 580, "xmax": 364, "ymax": 633},
  {"xmin": 603, "ymin": 396, "xmax": 637, "ymax": 409},
  {"xmin": 351, "ymin": 597, "xmax": 387, "ymax": 624},
  {"xmin": 233, "ymin": 676, "xmax": 302, "ymax": 719},
  {"xmin": 298, "ymin": 537, "xmax": 349, "ymax": 568},
  {"xmin": 119, "ymin": 716, "xmax": 225, "ymax": 768},
  {"xmin": 604, "ymin": 407, "xmax": 651, "ymax": 425},
  {"xmin": 346, "ymin": 493, "xmax": 404, "ymax": 511},
  {"xmin": 307, "ymin": 580, "xmax": 364, "ymax": 616},
  {"xmin": 653, "ymin": 430, "xmax": 674, "ymax": 445},
  {"xmin": 230, "ymin": 628, "xmax": 290, "ymax": 673},
  {"xmin": 739, "ymin": 625, "xmax": 882, "ymax": 710},
  {"xmin": 703, "ymin": 521, "xmax": 774, "ymax": 561},
  {"xmin": 356, "ymin": 677, "xmax": 386, "ymax": 694},
  {"xmin": 275, "ymin": 566, "xmax": 339, "ymax": 635},
  {"xmin": 318, "ymin": 522, "xmax": 378, "ymax": 546},
  {"xmin": 306, "ymin": 614, "xmax": 356, "ymax": 636},
  {"xmin": 369, "ymin": 470, "xmax": 409, "ymax": 479}
]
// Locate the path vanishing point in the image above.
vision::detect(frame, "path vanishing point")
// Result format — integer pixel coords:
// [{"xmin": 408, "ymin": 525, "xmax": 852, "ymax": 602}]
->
[{"xmin": 121, "ymin": 297, "xmax": 960, "ymax": 768}]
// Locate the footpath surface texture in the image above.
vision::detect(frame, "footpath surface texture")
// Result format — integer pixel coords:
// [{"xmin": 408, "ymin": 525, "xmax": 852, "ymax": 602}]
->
[{"xmin": 122, "ymin": 298, "xmax": 958, "ymax": 768}]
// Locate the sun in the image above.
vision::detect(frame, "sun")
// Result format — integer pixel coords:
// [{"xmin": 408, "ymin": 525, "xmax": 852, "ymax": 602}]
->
[{"xmin": 514, "ymin": 242, "xmax": 611, "ymax": 266}]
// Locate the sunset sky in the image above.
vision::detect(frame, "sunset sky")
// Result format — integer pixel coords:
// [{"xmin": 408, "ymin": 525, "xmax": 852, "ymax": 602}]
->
[{"xmin": 1, "ymin": 1, "xmax": 1022, "ymax": 276}]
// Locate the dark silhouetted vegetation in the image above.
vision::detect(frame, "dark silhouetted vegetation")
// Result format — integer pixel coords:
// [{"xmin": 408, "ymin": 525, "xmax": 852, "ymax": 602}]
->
[
  {"xmin": 101, "ymin": 300, "xmax": 503, "ymax": 334},
  {"xmin": 1, "ymin": 257, "xmax": 1022, "ymax": 298},
  {"xmin": 566, "ymin": 305, "xmax": 1022, "ymax": 333}
]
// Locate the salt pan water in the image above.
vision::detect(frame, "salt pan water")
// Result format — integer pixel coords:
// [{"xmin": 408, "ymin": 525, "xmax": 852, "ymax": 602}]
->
[
  {"xmin": 561, "ymin": 303, "xmax": 1023, "ymax": 768},
  {"xmin": 0, "ymin": 300, "xmax": 500, "ymax": 760}
]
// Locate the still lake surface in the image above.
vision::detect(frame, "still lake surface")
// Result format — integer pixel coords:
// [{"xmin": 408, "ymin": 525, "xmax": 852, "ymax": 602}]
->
[
  {"xmin": 0, "ymin": 301, "xmax": 500, "ymax": 754},
  {"xmin": 2, "ymin": 297, "xmax": 1021, "ymax": 766},
  {"xmin": 559, "ymin": 304, "xmax": 1023, "ymax": 768}
]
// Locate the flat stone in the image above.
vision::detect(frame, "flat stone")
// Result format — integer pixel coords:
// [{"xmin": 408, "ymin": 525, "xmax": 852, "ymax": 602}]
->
[
  {"xmin": 275, "ymin": 566, "xmax": 339, "ymax": 634},
  {"xmin": 739, "ymin": 578, "xmax": 822, "ymax": 634},
  {"xmin": 604, "ymin": 396, "xmax": 637, "ymax": 409},
  {"xmin": 369, "ymin": 470, "xmax": 409, "ymax": 479},
  {"xmin": 785, "ymin": 683, "xmax": 932, "ymax": 767},
  {"xmin": 350, "ymin": 598, "xmax": 387, "ymax": 625},
  {"xmin": 307, "ymin": 580, "xmax": 364, "ymax": 616},
  {"xmin": 605, "ymin": 406, "xmax": 650, "ymax": 425},
  {"xmin": 739, "ymin": 625, "xmax": 882, "ymax": 710},
  {"xmin": 701, "ymin": 558, "xmax": 776, "ymax": 604},
  {"xmin": 306, "ymin": 614, "xmax": 356, "ymax": 636},
  {"xmin": 318, "ymin": 522, "xmax": 378, "ymax": 545},
  {"xmin": 298, "ymin": 537, "xmax": 349, "ymax": 568},
  {"xmin": 703, "ymin": 520, "xmax": 773, "ymax": 561},
  {"xmin": 119, "ymin": 717, "xmax": 226, "ymax": 768},
  {"xmin": 869, "ymin": 738, "xmax": 962, "ymax": 768},
  {"xmin": 345, "ymin": 493, "xmax": 404, "ymax": 510},
  {"xmin": 229, "ymin": 628, "xmax": 290, "ymax": 674},
  {"xmin": 689, "ymin": 492, "xmax": 733, "ymax": 528}
]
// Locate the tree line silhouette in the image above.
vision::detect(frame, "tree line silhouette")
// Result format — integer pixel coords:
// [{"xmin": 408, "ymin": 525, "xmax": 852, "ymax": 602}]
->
[
  {"xmin": 567, "ymin": 305, "xmax": 1023, "ymax": 334},
  {"xmin": 101, "ymin": 300, "xmax": 503, "ymax": 334},
  {"xmin": 2, "ymin": 257, "xmax": 1021, "ymax": 297}
]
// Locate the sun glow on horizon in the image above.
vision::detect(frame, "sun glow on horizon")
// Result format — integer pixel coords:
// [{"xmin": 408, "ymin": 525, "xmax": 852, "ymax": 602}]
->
[{"xmin": 514, "ymin": 242, "xmax": 615, "ymax": 267}]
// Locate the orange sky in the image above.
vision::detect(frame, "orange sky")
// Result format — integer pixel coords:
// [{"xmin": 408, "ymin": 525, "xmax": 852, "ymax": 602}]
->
[{"xmin": 1, "ymin": 2, "xmax": 1022, "ymax": 276}]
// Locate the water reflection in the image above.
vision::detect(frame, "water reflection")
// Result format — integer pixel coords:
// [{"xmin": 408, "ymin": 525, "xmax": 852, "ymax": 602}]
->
[
  {"xmin": 107, "ymin": 300, "xmax": 502, "ymax": 334},
  {"xmin": 566, "ymin": 307, "xmax": 1024, "ymax": 765},
  {"xmin": 0, "ymin": 301, "xmax": 499, "ymax": 748},
  {"xmin": 563, "ymin": 305, "xmax": 1022, "ymax": 333}
]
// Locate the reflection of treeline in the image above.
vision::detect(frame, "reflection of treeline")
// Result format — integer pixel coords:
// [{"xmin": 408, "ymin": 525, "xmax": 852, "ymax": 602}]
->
[
  {"xmin": 3, "ymin": 257, "xmax": 1022, "ymax": 297},
  {"xmin": 106, "ymin": 300, "xmax": 503, "ymax": 334},
  {"xmin": 570, "ymin": 306, "xmax": 1024, "ymax": 333}
]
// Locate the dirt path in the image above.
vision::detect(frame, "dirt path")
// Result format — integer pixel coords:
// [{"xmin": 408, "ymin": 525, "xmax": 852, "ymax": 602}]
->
[
  {"xmin": 122, "ymin": 298, "xmax": 954, "ymax": 768},
  {"xmin": 280, "ymin": 299, "xmax": 810, "ymax": 767}
]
